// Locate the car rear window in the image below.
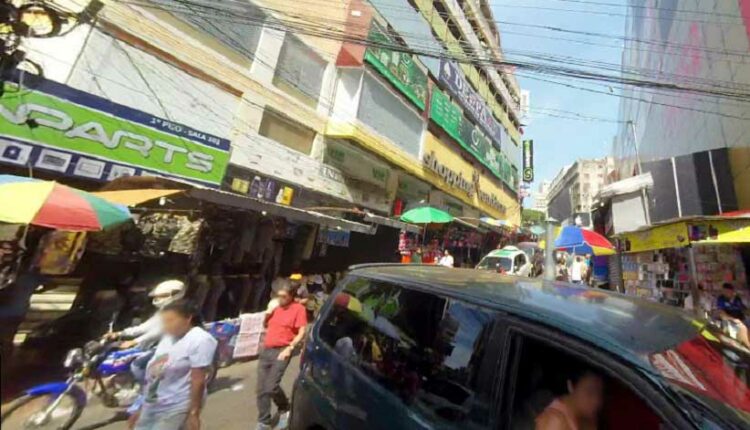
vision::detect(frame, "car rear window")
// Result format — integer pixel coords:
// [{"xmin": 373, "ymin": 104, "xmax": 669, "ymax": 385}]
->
[{"xmin": 477, "ymin": 256, "xmax": 512, "ymax": 272}]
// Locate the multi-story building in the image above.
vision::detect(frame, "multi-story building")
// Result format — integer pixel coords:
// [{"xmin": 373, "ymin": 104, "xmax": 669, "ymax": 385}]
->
[
  {"xmin": 613, "ymin": 0, "xmax": 750, "ymax": 215},
  {"xmin": 533, "ymin": 180, "xmax": 551, "ymax": 216},
  {"xmin": 546, "ymin": 158, "xmax": 612, "ymax": 228},
  {"xmin": 2, "ymin": 0, "xmax": 523, "ymax": 225}
]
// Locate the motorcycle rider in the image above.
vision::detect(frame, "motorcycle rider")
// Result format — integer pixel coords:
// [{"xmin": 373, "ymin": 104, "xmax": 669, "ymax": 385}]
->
[{"xmin": 108, "ymin": 280, "xmax": 187, "ymax": 381}]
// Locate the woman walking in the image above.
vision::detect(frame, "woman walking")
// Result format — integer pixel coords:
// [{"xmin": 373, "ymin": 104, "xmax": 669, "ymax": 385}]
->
[{"xmin": 130, "ymin": 300, "xmax": 218, "ymax": 430}]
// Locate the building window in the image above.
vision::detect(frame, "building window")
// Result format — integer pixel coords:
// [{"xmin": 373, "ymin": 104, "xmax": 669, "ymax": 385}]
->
[
  {"xmin": 273, "ymin": 34, "xmax": 327, "ymax": 107},
  {"xmin": 153, "ymin": 0, "xmax": 265, "ymax": 61},
  {"xmin": 258, "ymin": 108, "xmax": 316, "ymax": 155},
  {"xmin": 358, "ymin": 71, "xmax": 423, "ymax": 158}
]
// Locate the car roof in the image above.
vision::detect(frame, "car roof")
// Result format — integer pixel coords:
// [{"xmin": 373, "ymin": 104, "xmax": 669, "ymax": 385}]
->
[
  {"xmin": 485, "ymin": 248, "xmax": 521, "ymax": 258},
  {"xmin": 348, "ymin": 264, "xmax": 699, "ymax": 373}
]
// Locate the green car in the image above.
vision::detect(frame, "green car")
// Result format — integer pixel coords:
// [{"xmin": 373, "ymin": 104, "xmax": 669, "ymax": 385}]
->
[{"xmin": 291, "ymin": 264, "xmax": 750, "ymax": 430}]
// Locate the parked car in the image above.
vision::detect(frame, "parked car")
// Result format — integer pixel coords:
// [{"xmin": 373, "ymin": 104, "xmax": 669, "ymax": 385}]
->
[
  {"xmin": 291, "ymin": 264, "xmax": 750, "ymax": 430},
  {"xmin": 475, "ymin": 246, "xmax": 533, "ymax": 277}
]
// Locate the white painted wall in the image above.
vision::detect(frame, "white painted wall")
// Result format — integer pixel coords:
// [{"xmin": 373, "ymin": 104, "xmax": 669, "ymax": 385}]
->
[{"xmin": 25, "ymin": 28, "xmax": 240, "ymax": 140}]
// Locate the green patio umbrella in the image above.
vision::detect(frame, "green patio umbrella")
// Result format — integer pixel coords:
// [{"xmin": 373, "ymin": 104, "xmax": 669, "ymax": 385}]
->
[{"xmin": 400, "ymin": 206, "xmax": 454, "ymax": 224}]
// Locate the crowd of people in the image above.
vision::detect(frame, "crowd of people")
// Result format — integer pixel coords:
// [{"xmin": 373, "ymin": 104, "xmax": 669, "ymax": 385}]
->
[
  {"xmin": 555, "ymin": 253, "xmax": 594, "ymax": 285},
  {"xmin": 113, "ymin": 271, "xmax": 334, "ymax": 430}
]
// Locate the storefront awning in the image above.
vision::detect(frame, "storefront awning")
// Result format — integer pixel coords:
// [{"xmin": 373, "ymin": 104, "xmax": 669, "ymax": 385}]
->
[
  {"xmin": 363, "ymin": 212, "xmax": 421, "ymax": 233},
  {"xmin": 98, "ymin": 176, "xmax": 375, "ymax": 234},
  {"xmin": 187, "ymin": 188, "xmax": 375, "ymax": 235},
  {"xmin": 615, "ymin": 215, "xmax": 750, "ymax": 252}
]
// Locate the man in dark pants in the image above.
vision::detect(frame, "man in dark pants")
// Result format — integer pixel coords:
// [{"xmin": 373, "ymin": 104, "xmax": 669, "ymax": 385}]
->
[{"xmin": 256, "ymin": 285, "xmax": 307, "ymax": 430}]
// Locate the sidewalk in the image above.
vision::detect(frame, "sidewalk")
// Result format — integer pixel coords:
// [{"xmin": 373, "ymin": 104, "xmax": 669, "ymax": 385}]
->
[{"xmin": 72, "ymin": 357, "xmax": 300, "ymax": 430}]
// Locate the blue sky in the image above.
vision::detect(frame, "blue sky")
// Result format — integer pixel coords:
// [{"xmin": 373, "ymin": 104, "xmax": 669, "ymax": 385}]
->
[{"xmin": 491, "ymin": 0, "xmax": 626, "ymax": 205}]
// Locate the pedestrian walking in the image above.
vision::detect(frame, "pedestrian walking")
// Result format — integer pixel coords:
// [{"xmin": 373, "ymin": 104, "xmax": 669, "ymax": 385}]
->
[
  {"xmin": 256, "ymin": 284, "xmax": 308, "ymax": 430},
  {"xmin": 130, "ymin": 300, "xmax": 217, "ymax": 430},
  {"xmin": 570, "ymin": 256, "xmax": 586, "ymax": 284}
]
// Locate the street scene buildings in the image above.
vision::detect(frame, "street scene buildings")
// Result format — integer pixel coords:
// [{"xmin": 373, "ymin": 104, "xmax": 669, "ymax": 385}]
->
[{"xmin": 1, "ymin": 1, "xmax": 750, "ymax": 429}]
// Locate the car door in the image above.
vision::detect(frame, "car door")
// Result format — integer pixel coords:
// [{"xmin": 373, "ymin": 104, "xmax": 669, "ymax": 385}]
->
[
  {"xmin": 317, "ymin": 277, "xmax": 509, "ymax": 430},
  {"xmin": 515, "ymin": 254, "xmax": 531, "ymax": 277},
  {"xmin": 498, "ymin": 321, "xmax": 692, "ymax": 430}
]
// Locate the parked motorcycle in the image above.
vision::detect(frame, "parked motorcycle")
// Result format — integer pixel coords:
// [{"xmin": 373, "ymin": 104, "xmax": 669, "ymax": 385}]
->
[{"xmin": 0, "ymin": 338, "xmax": 147, "ymax": 429}]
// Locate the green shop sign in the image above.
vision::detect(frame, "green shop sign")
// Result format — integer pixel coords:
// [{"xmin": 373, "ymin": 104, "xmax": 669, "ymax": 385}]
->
[
  {"xmin": 0, "ymin": 77, "xmax": 230, "ymax": 186},
  {"xmin": 431, "ymin": 88, "xmax": 517, "ymax": 189},
  {"xmin": 364, "ymin": 24, "xmax": 428, "ymax": 110}
]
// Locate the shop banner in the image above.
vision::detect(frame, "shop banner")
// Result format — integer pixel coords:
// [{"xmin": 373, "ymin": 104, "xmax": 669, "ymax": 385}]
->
[
  {"xmin": 430, "ymin": 88, "xmax": 517, "ymax": 190},
  {"xmin": 0, "ymin": 78, "xmax": 230, "ymax": 186},
  {"xmin": 324, "ymin": 139, "xmax": 390, "ymax": 189},
  {"xmin": 319, "ymin": 228, "xmax": 351, "ymax": 247},
  {"xmin": 523, "ymin": 139, "xmax": 534, "ymax": 182},
  {"xmin": 363, "ymin": 24, "xmax": 428, "ymax": 110},
  {"xmin": 620, "ymin": 222, "xmax": 689, "ymax": 253},
  {"xmin": 688, "ymin": 219, "xmax": 750, "ymax": 244},
  {"xmin": 438, "ymin": 59, "xmax": 506, "ymax": 148}
]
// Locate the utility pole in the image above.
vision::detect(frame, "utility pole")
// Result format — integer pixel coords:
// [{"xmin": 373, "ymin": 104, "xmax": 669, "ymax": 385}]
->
[
  {"xmin": 544, "ymin": 217, "xmax": 559, "ymax": 281},
  {"xmin": 628, "ymin": 120, "xmax": 651, "ymax": 225}
]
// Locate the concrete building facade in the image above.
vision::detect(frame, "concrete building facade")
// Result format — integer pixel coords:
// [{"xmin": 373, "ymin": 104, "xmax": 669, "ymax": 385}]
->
[
  {"xmin": 546, "ymin": 158, "xmax": 613, "ymax": 228},
  {"xmin": 614, "ymin": 0, "xmax": 750, "ymax": 210},
  {"xmin": 2, "ymin": 0, "xmax": 523, "ymax": 225}
]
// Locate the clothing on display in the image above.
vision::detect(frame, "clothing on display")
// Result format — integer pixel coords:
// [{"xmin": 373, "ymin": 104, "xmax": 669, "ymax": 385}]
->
[
  {"xmin": 0, "ymin": 225, "xmax": 23, "ymax": 289},
  {"xmin": 33, "ymin": 231, "xmax": 87, "ymax": 275}
]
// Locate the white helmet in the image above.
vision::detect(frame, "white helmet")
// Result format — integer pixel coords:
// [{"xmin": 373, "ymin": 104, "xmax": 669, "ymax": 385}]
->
[{"xmin": 149, "ymin": 279, "xmax": 186, "ymax": 308}]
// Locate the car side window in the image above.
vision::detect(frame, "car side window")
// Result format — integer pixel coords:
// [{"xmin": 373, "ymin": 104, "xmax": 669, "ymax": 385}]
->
[
  {"xmin": 319, "ymin": 278, "xmax": 502, "ymax": 427},
  {"xmin": 515, "ymin": 254, "xmax": 526, "ymax": 268},
  {"xmin": 507, "ymin": 333, "xmax": 669, "ymax": 430}
]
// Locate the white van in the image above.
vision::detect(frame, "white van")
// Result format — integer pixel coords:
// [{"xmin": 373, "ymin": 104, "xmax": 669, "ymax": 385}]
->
[{"xmin": 475, "ymin": 246, "xmax": 533, "ymax": 277}]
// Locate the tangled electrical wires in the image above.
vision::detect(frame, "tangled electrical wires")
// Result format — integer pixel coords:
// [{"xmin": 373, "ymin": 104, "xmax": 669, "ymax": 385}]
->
[{"xmin": 0, "ymin": 0, "xmax": 102, "ymax": 95}]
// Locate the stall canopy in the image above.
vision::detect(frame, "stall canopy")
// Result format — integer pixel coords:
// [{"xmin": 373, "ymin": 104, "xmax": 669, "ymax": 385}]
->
[
  {"xmin": 99, "ymin": 176, "xmax": 374, "ymax": 235},
  {"xmin": 187, "ymin": 188, "xmax": 375, "ymax": 234},
  {"xmin": 363, "ymin": 212, "xmax": 421, "ymax": 233},
  {"xmin": 616, "ymin": 215, "xmax": 750, "ymax": 252},
  {"xmin": 94, "ymin": 189, "xmax": 185, "ymax": 206}
]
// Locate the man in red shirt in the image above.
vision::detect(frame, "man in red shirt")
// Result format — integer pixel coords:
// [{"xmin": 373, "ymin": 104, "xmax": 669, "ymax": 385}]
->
[{"xmin": 256, "ymin": 284, "xmax": 307, "ymax": 430}]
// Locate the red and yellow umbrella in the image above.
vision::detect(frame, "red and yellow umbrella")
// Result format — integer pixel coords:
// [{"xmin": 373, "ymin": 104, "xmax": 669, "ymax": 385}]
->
[{"xmin": 0, "ymin": 175, "xmax": 132, "ymax": 231}]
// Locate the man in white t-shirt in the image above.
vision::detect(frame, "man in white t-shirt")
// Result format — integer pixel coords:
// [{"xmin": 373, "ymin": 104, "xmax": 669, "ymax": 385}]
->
[
  {"xmin": 438, "ymin": 250, "xmax": 454, "ymax": 268},
  {"xmin": 570, "ymin": 256, "xmax": 584, "ymax": 284}
]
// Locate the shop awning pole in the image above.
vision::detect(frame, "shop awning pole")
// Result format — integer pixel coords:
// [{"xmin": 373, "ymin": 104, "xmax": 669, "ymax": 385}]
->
[
  {"xmin": 687, "ymin": 245, "xmax": 701, "ymax": 317},
  {"xmin": 544, "ymin": 217, "xmax": 559, "ymax": 281}
]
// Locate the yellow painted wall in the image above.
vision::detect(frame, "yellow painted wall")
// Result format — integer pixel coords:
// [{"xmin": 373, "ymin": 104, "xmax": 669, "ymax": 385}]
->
[
  {"xmin": 422, "ymin": 133, "xmax": 521, "ymax": 224},
  {"xmin": 326, "ymin": 120, "xmax": 520, "ymax": 224}
]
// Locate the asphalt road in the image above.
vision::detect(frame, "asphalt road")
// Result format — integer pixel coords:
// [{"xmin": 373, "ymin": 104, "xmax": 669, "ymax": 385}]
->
[{"xmin": 72, "ymin": 358, "xmax": 300, "ymax": 430}]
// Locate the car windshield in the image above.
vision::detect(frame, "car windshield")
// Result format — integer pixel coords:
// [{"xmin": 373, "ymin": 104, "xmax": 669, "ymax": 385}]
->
[
  {"xmin": 476, "ymin": 256, "xmax": 513, "ymax": 272},
  {"xmin": 649, "ymin": 324, "xmax": 750, "ymax": 426}
]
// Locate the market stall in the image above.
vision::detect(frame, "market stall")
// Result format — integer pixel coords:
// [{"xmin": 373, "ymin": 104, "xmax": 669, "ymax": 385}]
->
[{"xmin": 615, "ymin": 216, "xmax": 750, "ymax": 310}]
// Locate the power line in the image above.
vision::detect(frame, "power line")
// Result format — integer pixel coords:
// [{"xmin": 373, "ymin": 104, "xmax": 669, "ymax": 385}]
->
[{"xmin": 115, "ymin": 0, "xmax": 750, "ymax": 104}]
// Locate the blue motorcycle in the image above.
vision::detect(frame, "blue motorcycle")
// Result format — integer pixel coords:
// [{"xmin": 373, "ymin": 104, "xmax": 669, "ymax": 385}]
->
[{"xmin": 0, "ymin": 338, "xmax": 148, "ymax": 430}]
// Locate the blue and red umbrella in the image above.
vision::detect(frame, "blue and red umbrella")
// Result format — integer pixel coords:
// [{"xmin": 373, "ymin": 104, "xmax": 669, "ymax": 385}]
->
[{"xmin": 554, "ymin": 225, "xmax": 615, "ymax": 256}]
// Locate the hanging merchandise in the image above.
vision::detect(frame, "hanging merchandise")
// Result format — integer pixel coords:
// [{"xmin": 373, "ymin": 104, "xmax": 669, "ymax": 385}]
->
[
  {"xmin": 0, "ymin": 224, "xmax": 24, "ymax": 289},
  {"xmin": 33, "ymin": 230, "xmax": 88, "ymax": 275},
  {"xmin": 169, "ymin": 218, "xmax": 205, "ymax": 255},
  {"xmin": 138, "ymin": 213, "xmax": 184, "ymax": 258}
]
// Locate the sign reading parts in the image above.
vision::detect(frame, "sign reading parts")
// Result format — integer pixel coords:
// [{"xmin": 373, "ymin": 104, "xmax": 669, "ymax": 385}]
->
[{"xmin": 0, "ymin": 78, "xmax": 231, "ymax": 186}]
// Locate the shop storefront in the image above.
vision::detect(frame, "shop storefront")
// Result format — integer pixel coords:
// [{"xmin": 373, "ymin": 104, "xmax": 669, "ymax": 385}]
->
[
  {"xmin": 0, "ymin": 74, "xmax": 231, "ymax": 188},
  {"xmin": 615, "ymin": 217, "xmax": 750, "ymax": 310}
]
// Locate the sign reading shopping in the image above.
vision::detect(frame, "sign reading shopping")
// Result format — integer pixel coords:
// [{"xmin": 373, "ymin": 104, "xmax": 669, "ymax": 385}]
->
[
  {"xmin": 522, "ymin": 139, "xmax": 534, "ymax": 182},
  {"xmin": 0, "ymin": 77, "xmax": 230, "ymax": 186},
  {"xmin": 364, "ymin": 24, "xmax": 428, "ymax": 110},
  {"xmin": 439, "ymin": 60, "xmax": 507, "ymax": 148}
]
